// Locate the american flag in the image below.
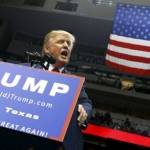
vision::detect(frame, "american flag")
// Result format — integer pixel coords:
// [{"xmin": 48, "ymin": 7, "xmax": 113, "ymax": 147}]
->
[{"xmin": 105, "ymin": 3, "xmax": 150, "ymax": 76}]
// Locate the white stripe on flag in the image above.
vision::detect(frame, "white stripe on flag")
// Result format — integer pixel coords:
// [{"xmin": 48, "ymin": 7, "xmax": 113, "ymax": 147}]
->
[
  {"xmin": 108, "ymin": 44, "xmax": 150, "ymax": 58},
  {"xmin": 110, "ymin": 34, "xmax": 150, "ymax": 46},
  {"xmin": 106, "ymin": 54, "xmax": 150, "ymax": 70}
]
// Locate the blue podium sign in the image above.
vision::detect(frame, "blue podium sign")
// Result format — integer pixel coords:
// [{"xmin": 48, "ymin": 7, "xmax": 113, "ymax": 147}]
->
[{"xmin": 0, "ymin": 62, "xmax": 85, "ymax": 142}]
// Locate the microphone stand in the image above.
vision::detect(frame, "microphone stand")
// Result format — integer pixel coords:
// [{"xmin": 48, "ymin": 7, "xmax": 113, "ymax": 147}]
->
[{"xmin": 25, "ymin": 51, "xmax": 56, "ymax": 70}]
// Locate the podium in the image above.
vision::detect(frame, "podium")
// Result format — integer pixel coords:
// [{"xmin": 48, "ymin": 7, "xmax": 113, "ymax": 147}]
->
[{"xmin": 0, "ymin": 61, "xmax": 85, "ymax": 149}]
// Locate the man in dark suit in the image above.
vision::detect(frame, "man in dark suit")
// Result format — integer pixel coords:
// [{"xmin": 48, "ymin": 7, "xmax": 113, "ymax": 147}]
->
[{"xmin": 31, "ymin": 30, "xmax": 92, "ymax": 150}]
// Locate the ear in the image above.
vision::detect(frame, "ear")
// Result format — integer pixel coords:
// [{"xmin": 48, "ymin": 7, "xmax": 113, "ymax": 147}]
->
[{"xmin": 43, "ymin": 45, "xmax": 49, "ymax": 53}]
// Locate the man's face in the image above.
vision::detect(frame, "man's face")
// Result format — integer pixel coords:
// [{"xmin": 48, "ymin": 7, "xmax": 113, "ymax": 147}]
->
[{"xmin": 43, "ymin": 34, "xmax": 73, "ymax": 67}]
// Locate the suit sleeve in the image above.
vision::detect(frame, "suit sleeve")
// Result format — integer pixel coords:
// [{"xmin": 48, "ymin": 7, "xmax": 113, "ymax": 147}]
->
[{"xmin": 78, "ymin": 84, "xmax": 93, "ymax": 121}]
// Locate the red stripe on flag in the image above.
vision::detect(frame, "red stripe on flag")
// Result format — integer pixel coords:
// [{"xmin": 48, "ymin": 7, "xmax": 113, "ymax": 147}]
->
[
  {"xmin": 110, "ymin": 39, "xmax": 150, "ymax": 52},
  {"xmin": 107, "ymin": 50, "xmax": 150, "ymax": 63},
  {"xmin": 105, "ymin": 60, "xmax": 150, "ymax": 76}
]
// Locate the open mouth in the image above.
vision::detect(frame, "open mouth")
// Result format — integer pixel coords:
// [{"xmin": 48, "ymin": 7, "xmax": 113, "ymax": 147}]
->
[{"xmin": 61, "ymin": 50, "xmax": 68, "ymax": 58}]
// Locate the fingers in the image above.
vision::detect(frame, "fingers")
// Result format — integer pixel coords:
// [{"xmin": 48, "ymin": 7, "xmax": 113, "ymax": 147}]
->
[{"xmin": 77, "ymin": 104, "xmax": 88, "ymax": 125}]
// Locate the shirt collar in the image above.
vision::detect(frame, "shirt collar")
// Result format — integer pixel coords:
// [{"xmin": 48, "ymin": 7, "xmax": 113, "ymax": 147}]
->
[{"xmin": 48, "ymin": 64, "xmax": 64, "ymax": 73}]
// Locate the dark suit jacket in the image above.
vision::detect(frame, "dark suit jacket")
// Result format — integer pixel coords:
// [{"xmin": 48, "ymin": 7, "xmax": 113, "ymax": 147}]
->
[{"xmin": 25, "ymin": 63, "xmax": 92, "ymax": 150}]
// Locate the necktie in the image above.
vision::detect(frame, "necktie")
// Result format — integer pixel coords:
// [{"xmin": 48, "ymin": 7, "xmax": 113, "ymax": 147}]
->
[{"xmin": 52, "ymin": 67, "xmax": 59, "ymax": 72}]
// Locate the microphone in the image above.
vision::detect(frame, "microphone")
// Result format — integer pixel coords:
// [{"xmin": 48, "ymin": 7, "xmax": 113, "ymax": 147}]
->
[{"xmin": 25, "ymin": 51, "xmax": 56, "ymax": 64}]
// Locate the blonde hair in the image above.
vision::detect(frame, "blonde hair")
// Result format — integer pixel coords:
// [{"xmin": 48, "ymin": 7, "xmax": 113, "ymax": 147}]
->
[{"xmin": 42, "ymin": 30, "xmax": 75, "ymax": 51}]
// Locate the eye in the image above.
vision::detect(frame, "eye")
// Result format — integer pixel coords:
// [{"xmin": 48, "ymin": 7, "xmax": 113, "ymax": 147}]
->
[
  {"xmin": 57, "ymin": 39, "xmax": 64, "ymax": 44},
  {"xmin": 67, "ymin": 41, "xmax": 71, "ymax": 46},
  {"xmin": 57, "ymin": 39, "xmax": 71, "ymax": 46}
]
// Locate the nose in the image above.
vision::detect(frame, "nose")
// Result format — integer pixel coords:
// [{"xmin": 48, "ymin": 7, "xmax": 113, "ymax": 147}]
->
[{"xmin": 63, "ymin": 41, "xmax": 69, "ymax": 48}]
